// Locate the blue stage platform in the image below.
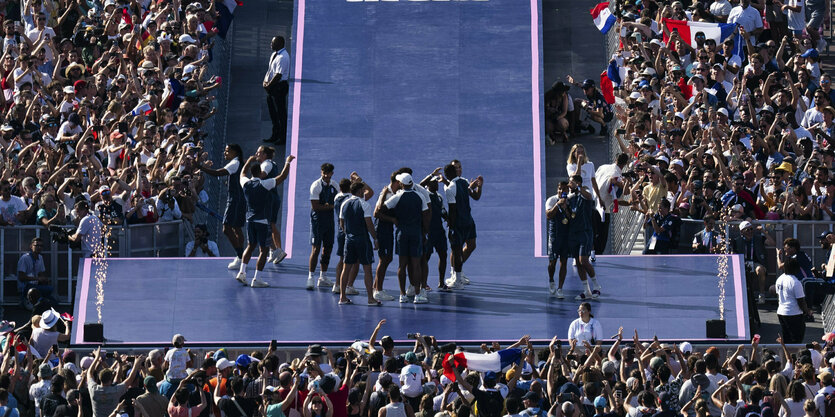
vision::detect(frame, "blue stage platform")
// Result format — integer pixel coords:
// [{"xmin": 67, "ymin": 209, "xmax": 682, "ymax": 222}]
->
[
  {"xmin": 70, "ymin": 255, "xmax": 749, "ymax": 345},
  {"xmin": 70, "ymin": 0, "xmax": 750, "ymax": 346}
]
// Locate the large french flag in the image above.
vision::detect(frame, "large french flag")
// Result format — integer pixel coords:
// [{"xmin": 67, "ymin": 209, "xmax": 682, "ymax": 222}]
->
[
  {"xmin": 662, "ymin": 18, "xmax": 736, "ymax": 47},
  {"xmin": 442, "ymin": 348, "xmax": 522, "ymax": 382},
  {"xmin": 590, "ymin": 2, "xmax": 616, "ymax": 35},
  {"xmin": 215, "ymin": 0, "xmax": 241, "ymax": 39}
]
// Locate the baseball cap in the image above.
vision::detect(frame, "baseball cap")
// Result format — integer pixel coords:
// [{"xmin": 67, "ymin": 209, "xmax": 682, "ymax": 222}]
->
[
  {"xmin": 594, "ymin": 396, "xmax": 608, "ymax": 408},
  {"xmin": 582, "ymin": 79, "xmax": 595, "ymax": 88},
  {"xmin": 404, "ymin": 351, "xmax": 417, "ymax": 363},
  {"xmin": 739, "ymin": 220, "xmax": 753, "ymax": 231},
  {"xmin": 522, "ymin": 391, "xmax": 540, "ymax": 401},
  {"xmin": 395, "ymin": 173, "xmax": 413, "ymax": 186},
  {"xmin": 236, "ymin": 354, "xmax": 251, "ymax": 368},
  {"xmin": 679, "ymin": 342, "xmax": 693, "ymax": 354},
  {"xmin": 483, "ymin": 371, "xmax": 497, "ymax": 382},
  {"xmin": 217, "ymin": 358, "xmax": 234, "ymax": 370},
  {"xmin": 801, "ymin": 48, "xmax": 820, "ymax": 59}
]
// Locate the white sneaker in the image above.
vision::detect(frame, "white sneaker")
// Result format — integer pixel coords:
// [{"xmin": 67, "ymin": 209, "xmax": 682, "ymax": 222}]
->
[
  {"xmin": 228, "ymin": 258, "xmax": 241, "ymax": 270},
  {"xmin": 406, "ymin": 286, "xmax": 415, "ymax": 297},
  {"xmin": 235, "ymin": 271, "xmax": 247, "ymax": 285},
  {"xmin": 413, "ymin": 294, "xmax": 428, "ymax": 304},
  {"xmin": 250, "ymin": 278, "xmax": 270, "ymax": 288},
  {"xmin": 549, "ymin": 282, "xmax": 556, "ymax": 295},
  {"xmin": 451, "ymin": 275, "xmax": 465, "ymax": 289},
  {"xmin": 318, "ymin": 277, "xmax": 333, "ymax": 287},
  {"xmin": 460, "ymin": 272, "xmax": 470, "ymax": 284},
  {"xmin": 572, "ymin": 259, "xmax": 577, "ymax": 267},
  {"xmin": 399, "ymin": 295, "xmax": 409, "ymax": 303},
  {"xmin": 306, "ymin": 276, "xmax": 315, "ymax": 290},
  {"xmin": 574, "ymin": 291, "xmax": 592, "ymax": 300},
  {"xmin": 345, "ymin": 286, "xmax": 359, "ymax": 295},
  {"xmin": 374, "ymin": 290, "xmax": 396, "ymax": 301},
  {"xmin": 557, "ymin": 288, "xmax": 565, "ymax": 299},
  {"xmin": 331, "ymin": 284, "xmax": 339, "ymax": 294},
  {"xmin": 273, "ymin": 249, "xmax": 287, "ymax": 264}
]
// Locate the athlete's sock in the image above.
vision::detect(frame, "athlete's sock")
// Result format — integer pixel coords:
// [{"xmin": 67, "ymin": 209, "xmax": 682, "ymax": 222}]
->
[
  {"xmin": 239, "ymin": 262, "xmax": 247, "ymax": 275},
  {"xmin": 583, "ymin": 280, "xmax": 592, "ymax": 294},
  {"xmin": 234, "ymin": 247, "xmax": 244, "ymax": 258},
  {"xmin": 320, "ymin": 270, "xmax": 326, "ymax": 279},
  {"xmin": 254, "ymin": 270, "xmax": 261, "ymax": 280},
  {"xmin": 308, "ymin": 271, "xmax": 314, "ymax": 279},
  {"xmin": 590, "ymin": 276, "xmax": 600, "ymax": 288}
]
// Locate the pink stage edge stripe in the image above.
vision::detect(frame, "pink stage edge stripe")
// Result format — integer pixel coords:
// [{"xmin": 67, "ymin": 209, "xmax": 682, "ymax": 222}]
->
[
  {"xmin": 732, "ymin": 254, "xmax": 746, "ymax": 338},
  {"xmin": 76, "ymin": 258, "xmax": 92, "ymax": 342},
  {"xmin": 284, "ymin": 0, "xmax": 306, "ymax": 260},
  {"xmin": 530, "ymin": 0, "xmax": 544, "ymax": 258}
]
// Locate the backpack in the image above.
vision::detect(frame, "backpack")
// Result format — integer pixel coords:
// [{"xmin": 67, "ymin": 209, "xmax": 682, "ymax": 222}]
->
[{"xmin": 824, "ymin": 392, "xmax": 835, "ymax": 417}]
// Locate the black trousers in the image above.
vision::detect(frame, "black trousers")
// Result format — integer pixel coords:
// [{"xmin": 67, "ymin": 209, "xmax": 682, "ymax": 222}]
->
[
  {"xmin": 778, "ymin": 313, "xmax": 806, "ymax": 343},
  {"xmin": 267, "ymin": 80, "xmax": 289, "ymax": 142},
  {"xmin": 592, "ymin": 211, "xmax": 610, "ymax": 254}
]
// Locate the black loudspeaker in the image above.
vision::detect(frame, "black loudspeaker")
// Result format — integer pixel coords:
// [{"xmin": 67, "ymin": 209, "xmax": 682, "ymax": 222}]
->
[
  {"xmin": 706, "ymin": 319, "xmax": 726, "ymax": 339},
  {"xmin": 84, "ymin": 323, "xmax": 103, "ymax": 342}
]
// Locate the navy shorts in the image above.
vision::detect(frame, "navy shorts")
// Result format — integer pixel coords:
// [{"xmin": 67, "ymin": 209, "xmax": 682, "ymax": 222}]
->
[
  {"xmin": 377, "ymin": 224, "xmax": 393, "ymax": 258},
  {"xmin": 337, "ymin": 231, "xmax": 346, "ymax": 257},
  {"xmin": 449, "ymin": 222, "xmax": 477, "ymax": 249},
  {"xmin": 396, "ymin": 231, "xmax": 423, "ymax": 257},
  {"xmin": 247, "ymin": 222, "xmax": 271, "ymax": 248},
  {"xmin": 223, "ymin": 199, "xmax": 246, "ymax": 228},
  {"xmin": 424, "ymin": 230, "xmax": 448, "ymax": 258},
  {"xmin": 345, "ymin": 237, "xmax": 374, "ymax": 265},
  {"xmin": 569, "ymin": 233, "xmax": 593, "ymax": 258},
  {"xmin": 310, "ymin": 219, "xmax": 334, "ymax": 247},
  {"xmin": 548, "ymin": 236, "xmax": 568, "ymax": 261},
  {"xmin": 269, "ymin": 193, "xmax": 282, "ymax": 224}
]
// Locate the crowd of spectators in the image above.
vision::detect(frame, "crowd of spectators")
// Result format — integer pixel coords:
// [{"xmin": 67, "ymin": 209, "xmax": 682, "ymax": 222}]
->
[
  {"xmin": 0, "ymin": 0, "xmax": 225, "ymax": 235},
  {"xmin": 0, "ymin": 318, "xmax": 832, "ymax": 417}
]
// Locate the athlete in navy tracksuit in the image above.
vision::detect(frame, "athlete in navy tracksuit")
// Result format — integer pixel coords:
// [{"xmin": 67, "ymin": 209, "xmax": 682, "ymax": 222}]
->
[
  {"xmin": 308, "ymin": 163, "xmax": 337, "ymax": 290},
  {"xmin": 333, "ymin": 178, "xmax": 353, "ymax": 295},
  {"xmin": 443, "ymin": 162, "xmax": 482, "ymax": 288},
  {"xmin": 545, "ymin": 181, "xmax": 571, "ymax": 299},
  {"xmin": 379, "ymin": 173, "xmax": 429, "ymax": 303},
  {"xmin": 338, "ymin": 181, "xmax": 379, "ymax": 305},
  {"xmin": 372, "ymin": 172, "xmax": 400, "ymax": 302},
  {"xmin": 256, "ymin": 145, "xmax": 288, "ymax": 264},
  {"xmin": 419, "ymin": 177, "xmax": 449, "ymax": 291},
  {"xmin": 197, "ymin": 144, "xmax": 247, "ymax": 270},
  {"xmin": 235, "ymin": 155, "xmax": 295, "ymax": 288}
]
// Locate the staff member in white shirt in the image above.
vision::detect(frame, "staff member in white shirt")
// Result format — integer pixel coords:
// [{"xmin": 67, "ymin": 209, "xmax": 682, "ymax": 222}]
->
[
  {"xmin": 263, "ymin": 36, "xmax": 290, "ymax": 145},
  {"xmin": 774, "ymin": 257, "xmax": 812, "ymax": 344},
  {"xmin": 69, "ymin": 200, "xmax": 103, "ymax": 258},
  {"xmin": 568, "ymin": 302, "xmax": 603, "ymax": 345}
]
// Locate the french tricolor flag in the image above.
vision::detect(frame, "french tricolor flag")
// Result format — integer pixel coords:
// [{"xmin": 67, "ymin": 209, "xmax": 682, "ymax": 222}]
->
[
  {"xmin": 215, "ymin": 0, "xmax": 241, "ymax": 39},
  {"xmin": 131, "ymin": 101, "xmax": 153, "ymax": 116},
  {"xmin": 590, "ymin": 2, "xmax": 616, "ymax": 35},
  {"xmin": 662, "ymin": 18, "xmax": 736, "ymax": 47},
  {"xmin": 442, "ymin": 348, "xmax": 522, "ymax": 382}
]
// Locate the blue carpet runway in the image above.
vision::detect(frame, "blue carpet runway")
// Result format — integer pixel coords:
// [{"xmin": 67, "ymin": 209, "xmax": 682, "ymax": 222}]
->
[{"xmin": 70, "ymin": 0, "xmax": 750, "ymax": 346}]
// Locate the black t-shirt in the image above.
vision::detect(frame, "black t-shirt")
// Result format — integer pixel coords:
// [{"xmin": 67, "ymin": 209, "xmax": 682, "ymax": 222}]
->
[
  {"xmin": 52, "ymin": 404, "xmax": 78, "ymax": 417},
  {"xmin": 40, "ymin": 393, "xmax": 67, "ymax": 417},
  {"xmin": 188, "ymin": 388, "xmax": 212, "ymax": 417},
  {"xmin": 218, "ymin": 397, "xmax": 259, "ymax": 417},
  {"xmin": 472, "ymin": 389, "xmax": 504, "ymax": 417}
]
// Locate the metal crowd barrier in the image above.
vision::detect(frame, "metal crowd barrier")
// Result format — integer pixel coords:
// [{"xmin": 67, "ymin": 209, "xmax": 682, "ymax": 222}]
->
[
  {"xmin": 0, "ymin": 221, "xmax": 186, "ymax": 305},
  {"xmin": 663, "ymin": 219, "xmax": 833, "ymax": 286}
]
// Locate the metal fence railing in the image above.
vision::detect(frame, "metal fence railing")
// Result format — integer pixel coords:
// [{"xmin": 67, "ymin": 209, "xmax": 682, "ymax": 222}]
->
[
  {"xmin": 603, "ymin": 5, "xmax": 644, "ymax": 255},
  {"xmin": 192, "ymin": 26, "xmax": 234, "ymax": 241},
  {"xmin": 0, "ymin": 221, "xmax": 187, "ymax": 305},
  {"xmin": 664, "ymin": 219, "xmax": 833, "ymax": 285}
]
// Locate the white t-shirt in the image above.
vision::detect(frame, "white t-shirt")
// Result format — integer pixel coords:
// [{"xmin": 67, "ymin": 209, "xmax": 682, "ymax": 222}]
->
[
  {"xmin": 77, "ymin": 214, "xmax": 103, "ymax": 256},
  {"xmin": 164, "ymin": 347, "xmax": 189, "ymax": 380},
  {"xmin": 775, "ymin": 273, "xmax": 805, "ymax": 316},
  {"xmin": 26, "ymin": 27, "xmax": 55, "ymax": 62},
  {"xmin": 567, "ymin": 317, "xmax": 603, "ymax": 344},
  {"xmin": 721, "ymin": 400, "xmax": 744, "ymax": 417},
  {"xmin": 185, "ymin": 240, "xmax": 220, "ymax": 257},
  {"xmin": 399, "ymin": 364, "xmax": 423, "ymax": 398},
  {"xmin": 779, "ymin": 399, "xmax": 805, "ymax": 417},
  {"xmin": 0, "ymin": 196, "xmax": 27, "ymax": 224},
  {"xmin": 786, "ymin": 0, "xmax": 806, "ymax": 31},
  {"xmin": 566, "ymin": 162, "xmax": 596, "ymax": 192}
]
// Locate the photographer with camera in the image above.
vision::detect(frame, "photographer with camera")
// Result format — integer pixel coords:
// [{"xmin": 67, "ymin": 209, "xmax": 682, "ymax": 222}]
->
[
  {"xmin": 17, "ymin": 237, "xmax": 56, "ymax": 308},
  {"xmin": 68, "ymin": 200, "xmax": 102, "ymax": 258},
  {"xmin": 154, "ymin": 183, "xmax": 182, "ymax": 223},
  {"xmin": 185, "ymin": 224, "xmax": 219, "ymax": 257}
]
